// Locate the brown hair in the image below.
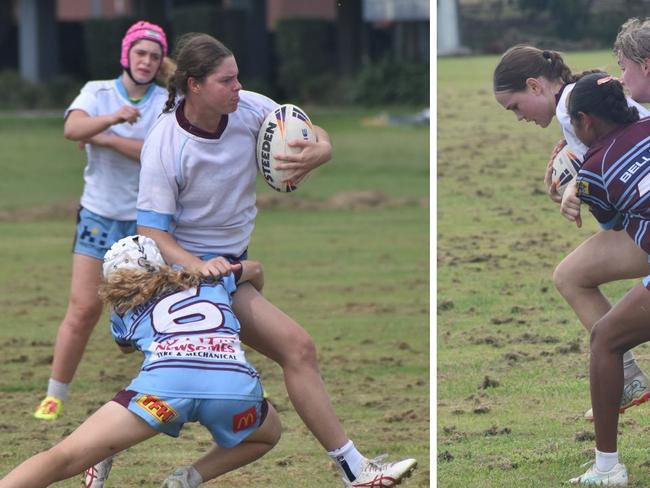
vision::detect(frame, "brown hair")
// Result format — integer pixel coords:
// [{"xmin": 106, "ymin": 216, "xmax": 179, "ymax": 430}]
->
[
  {"xmin": 100, "ymin": 266, "xmax": 202, "ymax": 314},
  {"xmin": 493, "ymin": 45, "xmax": 576, "ymax": 92},
  {"xmin": 163, "ymin": 33, "xmax": 233, "ymax": 112},
  {"xmin": 614, "ymin": 17, "xmax": 650, "ymax": 64}
]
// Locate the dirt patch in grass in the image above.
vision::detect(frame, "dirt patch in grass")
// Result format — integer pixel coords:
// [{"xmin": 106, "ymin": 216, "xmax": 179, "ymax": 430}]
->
[{"xmin": 0, "ymin": 192, "xmax": 427, "ymax": 222}]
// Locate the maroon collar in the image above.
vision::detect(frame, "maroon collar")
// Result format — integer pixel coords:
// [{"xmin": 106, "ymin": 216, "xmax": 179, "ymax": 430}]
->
[
  {"xmin": 175, "ymin": 99, "xmax": 228, "ymax": 139},
  {"xmin": 554, "ymin": 83, "xmax": 567, "ymax": 107}
]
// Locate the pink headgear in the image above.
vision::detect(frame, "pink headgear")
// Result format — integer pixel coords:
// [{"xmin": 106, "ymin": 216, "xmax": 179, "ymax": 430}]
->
[{"xmin": 120, "ymin": 20, "xmax": 168, "ymax": 70}]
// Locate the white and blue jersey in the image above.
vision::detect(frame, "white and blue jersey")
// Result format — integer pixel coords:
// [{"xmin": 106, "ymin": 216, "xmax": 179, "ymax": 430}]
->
[
  {"xmin": 66, "ymin": 77, "xmax": 167, "ymax": 221},
  {"xmin": 111, "ymin": 273, "xmax": 260, "ymax": 400},
  {"xmin": 137, "ymin": 90, "xmax": 279, "ymax": 257}
]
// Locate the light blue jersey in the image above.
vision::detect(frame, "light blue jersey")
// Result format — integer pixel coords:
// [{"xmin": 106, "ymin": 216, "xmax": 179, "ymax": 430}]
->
[{"xmin": 111, "ymin": 273, "xmax": 260, "ymax": 400}]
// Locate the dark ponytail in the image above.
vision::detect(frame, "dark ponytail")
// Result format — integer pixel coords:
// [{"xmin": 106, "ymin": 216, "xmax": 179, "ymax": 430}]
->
[
  {"xmin": 493, "ymin": 45, "xmax": 574, "ymax": 92},
  {"xmin": 568, "ymin": 72, "xmax": 640, "ymax": 125}
]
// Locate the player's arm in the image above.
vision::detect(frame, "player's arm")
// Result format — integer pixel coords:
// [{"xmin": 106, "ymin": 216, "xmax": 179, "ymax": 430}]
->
[
  {"xmin": 83, "ymin": 132, "xmax": 144, "ymax": 161},
  {"xmin": 237, "ymin": 260, "xmax": 264, "ymax": 292},
  {"xmin": 63, "ymin": 106, "xmax": 140, "ymax": 141},
  {"xmin": 273, "ymin": 124, "xmax": 332, "ymax": 183},
  {"xmin": 138, "ymin": 226, "xmax": 234, "ymax": 278}
]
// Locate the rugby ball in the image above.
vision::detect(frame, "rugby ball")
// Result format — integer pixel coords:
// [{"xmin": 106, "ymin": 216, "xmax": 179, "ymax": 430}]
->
[
  {"xmin": 256, "ymin": 104, "xmax": 315, "ymax": 193},
  {"xmin": 551, "ymin": 145, "xmax": 581, "ymax": 195}
]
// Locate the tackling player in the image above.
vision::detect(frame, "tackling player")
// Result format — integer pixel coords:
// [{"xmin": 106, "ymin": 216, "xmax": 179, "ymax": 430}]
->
[
  {"xmin": 0, "ymin": 235, "xmax": 281, "ymax": 488},
  {"xmin": 562, "ymin": 72, "xmax": 650, "ymax": 486}
]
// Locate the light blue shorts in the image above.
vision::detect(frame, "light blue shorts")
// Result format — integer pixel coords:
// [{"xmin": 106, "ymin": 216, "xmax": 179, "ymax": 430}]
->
[
  {"xmin": 112, "ymin": 389, "xmax": 268, "ymax": 448},
  {"xmin": 73, "ymin": 207, "xmax": 136, "ymax": 260}
]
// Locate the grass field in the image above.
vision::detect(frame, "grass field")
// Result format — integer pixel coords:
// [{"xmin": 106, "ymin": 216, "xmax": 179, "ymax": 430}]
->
[
  {"xmin": 438, "ymin": 50, "xmax": 650, "ymax": 487},
  {"xmin": 0, "ymin": 109, "xmax": 429, "ymax": 486}
]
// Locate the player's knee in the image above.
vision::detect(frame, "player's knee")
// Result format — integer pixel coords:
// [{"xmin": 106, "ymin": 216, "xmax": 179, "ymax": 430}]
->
[
  {"xmin": 590, "ymin": 318, "xmax": 618, "ymax": 355},
  {"xmin": 285, "ymin": 329, "xmax": 319, "ymax": 370},
  {"xmin": 43, "ymin": 445, "xmax": 78, "ymax": 476},
  {"xmin": 64, "ymin": 299, "xmax": 103, "ymax": 333},
  {"xmin": 552, "ymin": 260, "xmax": 576, "ymax": 298}
]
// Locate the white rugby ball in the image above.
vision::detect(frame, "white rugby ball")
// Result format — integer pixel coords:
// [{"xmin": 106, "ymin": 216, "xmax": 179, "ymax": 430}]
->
[
  {"xmin": 551, "ymin": 145, "xmax": 581, "ymax": 195},
  {"xmin": 256, "ymin": 104, "xmax": 315, "ymax": 193}
]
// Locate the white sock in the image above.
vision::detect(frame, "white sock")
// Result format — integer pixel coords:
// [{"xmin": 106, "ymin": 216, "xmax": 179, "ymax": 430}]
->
[
  {"xmin": 328, "ymin": 440, "xmax": 365, "ymax": 481},
  {"xmin": 623, "ymin": 350, "xmax": 640, "ymax": 379},
  {"xmin": 184, "ymin": 466, "xmax": 203, "ymax": 488},
  {"xmin": 595, "ymin": 449, "xmax": 619, "ymax": 472},
  {"xmin": 47, "ymin": 378, "xmax": 69, "ymax": 402}
]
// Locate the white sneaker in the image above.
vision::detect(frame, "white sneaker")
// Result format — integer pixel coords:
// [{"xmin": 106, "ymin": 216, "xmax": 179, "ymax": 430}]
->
[
  {"xmin": 584, "ymin": 370, "xmax": 650, "ymax": 421},
  {"xmin": 340, "ymin": 455, "xmax": 417, "ymax": 487},
  {"xmin": 160, "ymin": 467, "xmax": 193, "ymax": 488},
  {"xmin": 568, "ymin": 462, "xmax": 628, "ymax": 486},
  {"xmin": 82, "ymin": 455, "xmax": 114, "ymax": 488}
]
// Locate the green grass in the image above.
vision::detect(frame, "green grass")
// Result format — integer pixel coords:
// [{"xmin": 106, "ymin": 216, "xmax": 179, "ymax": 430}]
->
[
  {"xmin": 438, "ymin": 50, "xmax": 650, "ymax": 487},
  {"xmin": 0, "ymin": 108, "xmax": 429, "ymax": 486}
]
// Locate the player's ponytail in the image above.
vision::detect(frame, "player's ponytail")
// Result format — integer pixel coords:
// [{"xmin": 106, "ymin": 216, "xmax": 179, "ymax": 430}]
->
[
  {"xmin": 100, "ymin": 266, "xmax": 202, "ymax": 314},
  {"xmin": 569, "ymin": 72, "xmax": 640, "ymax": 125},
  {"xmin": 493, "ymin": 45, "xmax": 574, "ymax": 92},
  {"xmin": 164, "ymin": 78, "xmax": 178, "ymax": 113}
]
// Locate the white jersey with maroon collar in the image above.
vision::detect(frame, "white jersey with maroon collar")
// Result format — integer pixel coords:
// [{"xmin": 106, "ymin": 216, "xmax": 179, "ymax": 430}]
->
[
  {"xmin": 137, "ymin": 90, "xmax": 279, "ymax": 257},
  {"xmin": 66, "ymin": 77, "xmax": 167, "ymax": 220},
  {"xmin": 556, "ymin": 82, "xmax": 650, "ymax": 160}
]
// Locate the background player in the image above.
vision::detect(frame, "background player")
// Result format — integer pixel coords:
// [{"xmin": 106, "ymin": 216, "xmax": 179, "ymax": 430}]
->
[{"xmin": 34, "ymin": 21, "xmax": 172, "ymax": 421}]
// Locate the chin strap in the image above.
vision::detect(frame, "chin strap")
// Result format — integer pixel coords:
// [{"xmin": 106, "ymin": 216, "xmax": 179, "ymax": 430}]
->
[{"xmin": 125, "ymin": 67, "xmax": 156, "ymax": 86}]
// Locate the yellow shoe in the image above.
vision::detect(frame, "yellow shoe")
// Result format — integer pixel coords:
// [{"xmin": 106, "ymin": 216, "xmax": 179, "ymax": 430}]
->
[{"xmin": 34, "ymin": 395, "xmax": 62, "ymax": 420}]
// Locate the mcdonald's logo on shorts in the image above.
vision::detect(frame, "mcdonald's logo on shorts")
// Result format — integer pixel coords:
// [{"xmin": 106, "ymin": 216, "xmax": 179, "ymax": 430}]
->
[{"xmin": 232, "ymin": 405, "xmax": 257, "ymax": 432}]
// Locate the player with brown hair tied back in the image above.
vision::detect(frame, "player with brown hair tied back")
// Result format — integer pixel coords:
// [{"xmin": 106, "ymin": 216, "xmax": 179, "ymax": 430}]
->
[
  {"xmin": 0, "ymin": 235, "xmax": 281, "ymax": 488},
  {"xmin": 133, "ymin": 32, "xmax": 417, "ymax": 487},
  {"xmin": 493, "ymin": 45, "xmax": 650, "ymax": 422},
  {"xmin": 34, "ymin": 21, "xmax": 173, "ymax": 424}
]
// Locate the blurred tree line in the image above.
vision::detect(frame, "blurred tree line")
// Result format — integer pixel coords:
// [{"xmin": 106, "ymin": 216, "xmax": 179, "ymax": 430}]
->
[
  {"xmin": 460, "ymin": 0, "xmax": 650, "ymax": 53},
  {"xmin": 0, "ymin": 1, "xmax": 429, "ymax": 109}
]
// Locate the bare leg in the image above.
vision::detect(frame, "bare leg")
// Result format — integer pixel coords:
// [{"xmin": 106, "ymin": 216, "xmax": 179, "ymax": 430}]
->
[
  {"xmin": 233, "ymin": 283, "xmax": 348, "ymax": 451},
  {"xmin": 553, "ymin": 230, "xmax": 650, "ymax": 331},
  {"xmin": 0, "ymin": 402, "xmax": 157, "ymax": 488},
  {"xmin": 192, "ymin": 403, "xmax": 281, "ymax": 482},
  {"xmin": 50, "ymin": 254, "xmax": 104, "ymax": 383},
  {"xmin": 590, "ymin": 283, "xmax": 650, "ymax": 452}
]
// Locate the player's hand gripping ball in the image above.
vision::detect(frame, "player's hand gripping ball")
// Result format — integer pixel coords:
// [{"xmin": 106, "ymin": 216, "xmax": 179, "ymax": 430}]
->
[
  {"xmin": 256, "ymin": 104, "xmax": 315, "ymax": 192},
  {"xmin": 551, "ymin": 145, "xmax": 581, "ymax": 196}
]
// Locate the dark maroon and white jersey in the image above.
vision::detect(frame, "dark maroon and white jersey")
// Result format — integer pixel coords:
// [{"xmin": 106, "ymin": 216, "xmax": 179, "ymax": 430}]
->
[{"xmin": 576, "ymin": 117, "xmax": 650, "ymax": 254}]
